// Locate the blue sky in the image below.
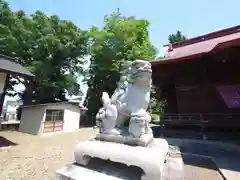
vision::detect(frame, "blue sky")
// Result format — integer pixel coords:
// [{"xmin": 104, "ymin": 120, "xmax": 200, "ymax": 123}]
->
[{"xmin": 8, "ymin": 0, "xmax": 240, "ymax": 56}]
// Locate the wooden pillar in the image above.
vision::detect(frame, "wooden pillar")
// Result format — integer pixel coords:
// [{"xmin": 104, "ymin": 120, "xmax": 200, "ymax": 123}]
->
[
  {"xmin": 0, "ymin": 74, "xmax": 10, "ymax": 115},
  {"xmin": 0, "ymin": 74, "xmax": 9, "ymax": 130},
  {"xmin": 163, "ymin": 82, "xmax": 178, "ymax": 114},
  {"xmin": 22, "ymin": 76, "xmax": 34, "ymax": 106}
]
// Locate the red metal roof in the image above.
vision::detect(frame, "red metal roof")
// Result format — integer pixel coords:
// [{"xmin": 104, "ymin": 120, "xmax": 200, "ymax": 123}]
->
[{"xmin": 151, "ymin": 25, "xmax": 240, "ymax": 65}]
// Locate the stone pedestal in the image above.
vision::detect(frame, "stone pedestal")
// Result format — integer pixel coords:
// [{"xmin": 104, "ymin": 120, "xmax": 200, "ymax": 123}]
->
[
  {"xmin": 55, "ymin": 139, "xmax": 184, "ymax": 180},
  {"xmin": 56, "ymin": 156, "xmax": 184, "ymax": 180},
  {"xmin": 72, "ymin": 139, "xmax": 168, "ymax": 180}
]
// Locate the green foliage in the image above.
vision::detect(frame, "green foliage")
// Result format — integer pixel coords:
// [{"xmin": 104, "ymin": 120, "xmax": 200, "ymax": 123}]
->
[
  {"xmin": 85, "ymin": 10, "xmax": 157, "ymax": 118},
  {"xmin": 151, "ymin": 113, "xmax": 159, "ymax": 121},
  {"xmin": 168, "ymin": 30, "xmax": 187, "ymax": 44},
  {"xmin": 149, "ymin": 86, "xmax": 166, "ymax": 118},
  {"xmin": 151, "ymin": 113, "xmax": 160, "ymax": 124},
  {"xmin": 149, "ymin": 87, "xmax": 159, "ymax": 115},
  {"xmin": 0, "ymin": 0, "xmax": 88, "ymax": 103}
]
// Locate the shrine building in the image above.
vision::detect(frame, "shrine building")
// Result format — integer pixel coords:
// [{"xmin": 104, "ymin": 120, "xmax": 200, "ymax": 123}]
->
[{"xmin": 151, "ymin": 25, "xmax": 240, "ymax": 131}]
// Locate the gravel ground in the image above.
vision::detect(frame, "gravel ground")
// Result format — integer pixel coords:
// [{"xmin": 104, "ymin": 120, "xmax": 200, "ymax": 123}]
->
[
  {"xmin": 0, "ymin": 128, "xmax": 97, "ymax": 180},
  {"xmin": 0, "ymin": 129, "xmax": 227, "ymax": 180}
]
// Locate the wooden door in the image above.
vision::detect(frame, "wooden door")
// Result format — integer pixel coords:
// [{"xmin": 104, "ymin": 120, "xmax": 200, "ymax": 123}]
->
[
  {"xmin": 176, "ymin": 84, "xmax": 214, "ymax": 113},
  {"xmin": 43, "ymin": 109, "xmax": 64, "ymax": 133}
]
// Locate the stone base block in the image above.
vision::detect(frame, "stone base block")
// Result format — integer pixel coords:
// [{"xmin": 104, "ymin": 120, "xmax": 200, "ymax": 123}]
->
[
  {"xmin": 96, "ymin": 133, "xmax": 153, "ymax": 147},
  {"xmin": 56, "ymin": 163, "xmax": 125, "ymax": 180},
  {"xmin": 74, "ymin": 139, "xmax": 168, "ymax": 180},
  {"xmin": 149, "ymin": 138, "xmax": 169, "ymax": 162},
  {"xmin": 162, "ymin": 155, "xmax": 184, "ymax": 180}
]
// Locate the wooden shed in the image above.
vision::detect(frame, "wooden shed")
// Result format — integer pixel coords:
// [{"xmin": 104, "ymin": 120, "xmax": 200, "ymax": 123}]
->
[{"xmin": 19, "ymin": 102, "xmax": 81, "ymax": 135}]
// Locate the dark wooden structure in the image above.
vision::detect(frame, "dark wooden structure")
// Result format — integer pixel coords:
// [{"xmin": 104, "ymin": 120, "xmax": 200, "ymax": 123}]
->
[
  {"xmin": 151, "ymin": 25, "xmax": 240, "ymax": 136},
  {"xmin": 0, "ymin": 54, "xmax": 34, "ymax": 116}
]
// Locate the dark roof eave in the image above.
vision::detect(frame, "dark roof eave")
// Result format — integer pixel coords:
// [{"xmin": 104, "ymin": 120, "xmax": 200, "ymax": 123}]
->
[
  {"xmin": 22, "ymin": 102, "xmax": 80, "ymax": 108},
  {"xmin": 0, "ymin": 68, "xmax": 34, "ymax": 77},
  {"xmin": 151, "ymin": 53, "xmax": 204, "ymax": 65},
  {"xmin": 0, "ymin": 54, "xmax": 34, "ymax": 77}
]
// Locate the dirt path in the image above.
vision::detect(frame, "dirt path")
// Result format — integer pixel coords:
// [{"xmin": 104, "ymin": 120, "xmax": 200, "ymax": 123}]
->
[{"xmin": 0, "ymin": 128, "xmax": 97, "ymax": 180}]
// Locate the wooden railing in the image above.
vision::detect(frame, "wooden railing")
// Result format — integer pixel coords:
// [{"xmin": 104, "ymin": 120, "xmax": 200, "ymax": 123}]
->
[{"xmin": 160, "ymin": 113, "xmax": 240, "ymax": 128}]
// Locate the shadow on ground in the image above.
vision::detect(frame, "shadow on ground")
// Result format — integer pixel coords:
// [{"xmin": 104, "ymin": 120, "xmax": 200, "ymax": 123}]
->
[
  {"xmin": 151, "ymin": 126, "xmax": 240, "ymax": 175},
  {"xmin": 182, "ymin": 154, "xmax": 218, "ymax": 170},
  {"xmin": 0, "ymin": 136, "xmax": 18, "ymax": 148}
]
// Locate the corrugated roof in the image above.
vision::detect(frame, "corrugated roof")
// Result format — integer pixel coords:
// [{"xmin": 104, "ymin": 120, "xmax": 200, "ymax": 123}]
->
[
  {"xmin": 0, "ymin": 54, "xmax": 34, "ymax": 76},
  {"xmin": 167, "ymin": 32, "xmax": 240, "ymax": 59},
  {"xmin": 170, "ymin": 25, "xmax": 240, "ymax": 48},
  {"xmin": 22, "ymin": 102, "xmax": 81, "ymax": 108},
  {"xmin": 151, "ymin": 26, "xmax": 240, "ymax": 65}
]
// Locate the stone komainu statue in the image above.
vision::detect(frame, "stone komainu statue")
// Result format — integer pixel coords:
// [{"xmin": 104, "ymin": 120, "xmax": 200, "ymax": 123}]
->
[{"xmin": 96, "ymin": 60, "xmax": 153, "ymax": 140}]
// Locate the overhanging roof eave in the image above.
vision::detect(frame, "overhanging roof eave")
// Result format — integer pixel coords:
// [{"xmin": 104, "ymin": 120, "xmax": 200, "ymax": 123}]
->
[
  {"xmin": 151, "ymin": 37, "xmax": 240, "ymax": 66},
  {"xmin": 0, "ymin": 54, "xmax": 34, "ymax": 77}
]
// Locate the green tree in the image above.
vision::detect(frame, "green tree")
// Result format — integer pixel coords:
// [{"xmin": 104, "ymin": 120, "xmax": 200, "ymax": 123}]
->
[
  {"xmin": 168, "ymin": 30, "xmax": 187, "ymax": 44},
  {"xmin": 85, "ymin": 10, "xmax": 156, "ymax": 120},
  {"xmin": 0, "ymin": 0, "xmax": 88, "ymax": 104},
  {"xmin": 148, "ymin": 85, "xmax": 167, "ymax": 122}
]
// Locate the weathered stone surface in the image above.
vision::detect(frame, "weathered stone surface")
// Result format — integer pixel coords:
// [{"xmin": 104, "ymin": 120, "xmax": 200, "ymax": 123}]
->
[
  {"xmin": 74, "ymin": 140, "xmax": 166, "ymax": 180},
  {"xmin": 162, "ymin": 156, "xmax": 184, "ymax": 180},
  {"xmin": 149, "ymin": 138, "xmax": 169, "ymax": 161},
  {"xmin": 96, "ymin": 133, "xmax": 153, "ymax": 146}
]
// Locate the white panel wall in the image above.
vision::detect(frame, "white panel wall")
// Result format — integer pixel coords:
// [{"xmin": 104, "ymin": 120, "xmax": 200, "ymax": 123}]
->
[
  {"xmin": 63, "ymin": 108, "xmax": 80, "ymax": 132},
  {"xmin": 19, "ymin": 106, "xmax": 46, "ymax": 135},
  {"xmin": 0, "ymin": 72, "xmax": 7, "ymax": 93}
]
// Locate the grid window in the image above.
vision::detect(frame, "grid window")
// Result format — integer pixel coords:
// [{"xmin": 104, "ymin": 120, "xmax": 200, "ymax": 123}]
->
[{"xmin": 45, "ymin": 109, "xmax": 64, "ymax": 121}]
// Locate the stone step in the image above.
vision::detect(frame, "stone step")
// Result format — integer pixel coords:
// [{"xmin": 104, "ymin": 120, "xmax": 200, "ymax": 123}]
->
[
  {"xmin": 213, "ymin": 158, "xmax": 240, "ymax": 180},
  {"xmin": 162, "ymin": 156, "xmax": 184, "ymax": 180},
  {"xmin": 56, "ymin": 163, "xmax": 128, "ymax": 180}
]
